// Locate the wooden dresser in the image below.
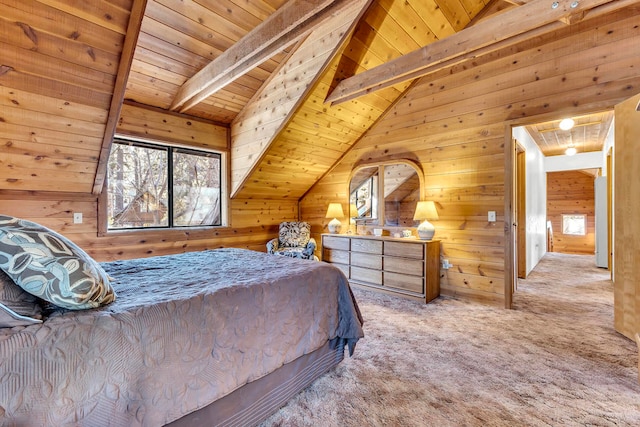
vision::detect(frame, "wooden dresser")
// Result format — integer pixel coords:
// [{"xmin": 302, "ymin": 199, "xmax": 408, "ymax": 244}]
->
[{"xmin": 321, "ymin": 234, "xmax": 440, "ymax": 303}]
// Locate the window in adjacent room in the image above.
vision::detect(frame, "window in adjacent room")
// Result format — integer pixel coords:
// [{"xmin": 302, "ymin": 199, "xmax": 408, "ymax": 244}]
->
[
  {"xmin": 107, "ymin": 139, "xmax": 223, "ymax": 230},
  {"xmin": 562, "ymin": 214, "xmax": 586, "ymax": 236}
]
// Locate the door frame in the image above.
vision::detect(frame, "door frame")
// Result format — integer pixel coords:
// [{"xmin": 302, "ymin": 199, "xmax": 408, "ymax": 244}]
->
[
  {"xmin": 504, "ymin": 131, "xmax": 516, "ymax": 309},
  {"xmin": 516, "ymin": 142, "xmax": 527, "ymax": 280}
]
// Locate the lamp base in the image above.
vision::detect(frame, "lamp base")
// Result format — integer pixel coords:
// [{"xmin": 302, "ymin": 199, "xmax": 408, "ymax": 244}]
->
[
  {"xmin": 328, "ymin": 218, "xmax": 342, "ymax": 234},
  {"xmin": 417, "ymin": 220, "xmax": 435, "ymax": 240}
]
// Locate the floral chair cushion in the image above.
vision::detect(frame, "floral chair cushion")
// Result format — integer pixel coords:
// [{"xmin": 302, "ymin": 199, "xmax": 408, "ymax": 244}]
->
[{"xmin": 278, "ymin": 222, "xmax": 311, "ymax": 248}]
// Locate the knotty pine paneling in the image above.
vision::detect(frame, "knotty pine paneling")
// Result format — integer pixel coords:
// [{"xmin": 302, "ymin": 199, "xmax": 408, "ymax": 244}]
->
[
  {"xmin": 126, "ymin": 0, "xmax": 289, "ymax": 123},
  {"xmin": 230, "ymin": 0, "xmax": 370, "ymax": 198},
  {"xmin": 0, "ymin": 99, "xmax": 290, "ymax": 262},
  {"xmin": 0, "ymin": 190, "xmax": 297, "ymax": 262},
  {"xmin": 116, "ymin": 102, "xmax": 228, "ymax": 150},
  {"xmin": 301, "ymin": 5, "xmax": 640, "ymax": 306},
  {"xmin": 0, "ymin": 0, "xmax": 130, "ymax": 193},
  {"xmin": 231, "ymin": 0, "xmax": 482, "ymax": 201},
  {"xmin": 547, "ymin": 171, "xmax": 595, "ymax": 255}
]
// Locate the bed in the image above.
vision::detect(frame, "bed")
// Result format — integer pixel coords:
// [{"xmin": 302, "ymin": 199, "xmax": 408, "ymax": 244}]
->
[{"xmin": 0, "ymin": 241, "xmax": 364, "ymax": 426}]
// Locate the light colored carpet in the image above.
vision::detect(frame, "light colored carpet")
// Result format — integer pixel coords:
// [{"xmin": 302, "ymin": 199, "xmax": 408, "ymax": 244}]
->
[{"xmin": 262, "ymin": 253, "xmax": 640, "ymax": 426}]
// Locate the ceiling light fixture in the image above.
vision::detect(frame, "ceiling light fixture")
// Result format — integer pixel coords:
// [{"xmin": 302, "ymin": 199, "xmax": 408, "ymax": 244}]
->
[
  {"xmin": 565, "ymin": 146, "xmax": 577, "ymax": 156},
  {"xmin": 559, "ymin": 118, "xmax": 575, "ymax": 130}
]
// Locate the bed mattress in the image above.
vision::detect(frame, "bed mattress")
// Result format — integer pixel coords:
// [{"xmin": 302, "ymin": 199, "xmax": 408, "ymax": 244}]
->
[{"xmin": 0, "ymin": 248, "xmax": 363, "ymax": 426}]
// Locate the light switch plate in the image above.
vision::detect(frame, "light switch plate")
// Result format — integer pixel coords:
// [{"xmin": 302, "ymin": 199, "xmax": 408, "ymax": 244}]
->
[
  {"xmin": 73, "ymin": 212, "xmax": 83, "ymax": 224},
  {"xmin": 488, "ymin": 211, "xmax": 496, "ymax": 222}
]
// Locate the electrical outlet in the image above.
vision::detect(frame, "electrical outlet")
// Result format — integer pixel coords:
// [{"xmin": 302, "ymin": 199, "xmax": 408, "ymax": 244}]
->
[
  {"xmin": 488, "ymin": 211, "xmax": 497, "ymax": 222},
  {"xmin": 73, "ymin": 212, "xmax": 83, "ymax": 224},
  {"xmin": 442, "ymin": 259, "xmax": 453, "ymax": 269}
]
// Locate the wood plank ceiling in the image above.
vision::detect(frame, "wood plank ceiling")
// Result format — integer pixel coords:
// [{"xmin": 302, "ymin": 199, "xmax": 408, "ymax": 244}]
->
[
  {"xmin": 127, "ymin": 0, "xmax": 291, "ymax": 123},
  {"xmin": 525, "ymin": 111, "xmax": 614, "ymax": 157},
  {"xmin": 122, "ymin": 0, "xmax": 492, "ymax": 199}
]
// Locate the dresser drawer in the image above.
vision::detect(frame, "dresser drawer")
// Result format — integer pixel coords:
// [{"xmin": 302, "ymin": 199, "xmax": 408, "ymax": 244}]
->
[
  {"xmin": 351, "ymin": 238, "xmax": 382, "ymax": 254},
  {"xmin": 331, "ymin": 262, "xmax": 350, "ymax": 278},
  {"xmin": 323, "ymin": 236, "xmax": 350, "ymax": 250},
  {"xmin": 351, "ymin": 252, "xmax": 382, "ymax": 269},
  {"xmin": 323, "ymin": 249, "xmax": 349, "ymax": 264},
  {"xmin": 351, "ymin": 266, "xmax": 382, "ymax": 285},
  {"xmin": 384, "ymin": 256, "xmax": 423, "ymax": 276},
  {"xmin": 384, "ymin": 272, "xmax": 424, "ymax": 294},
  {"xmin": 384, "ymin": 241, "xmax": 424, "ymax": 259}
]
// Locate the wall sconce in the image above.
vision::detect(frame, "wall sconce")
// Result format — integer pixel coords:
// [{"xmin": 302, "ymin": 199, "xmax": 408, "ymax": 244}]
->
[
  {"xmin": 325, "ymin": 203, "xmax": 344, "ymax": 234},
  {"xmin": 413, "ymin": 201, "xmax": 439, "ymax": 240}
]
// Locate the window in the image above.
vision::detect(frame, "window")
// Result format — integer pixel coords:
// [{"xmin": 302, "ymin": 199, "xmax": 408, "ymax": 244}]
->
[
  {"xmin": 562, "ymin": 214, "xmax": 586, "ymax": 236},
  {"xmin": 107, "ymin": 140, "xmax": 222, "ymax": 230}
]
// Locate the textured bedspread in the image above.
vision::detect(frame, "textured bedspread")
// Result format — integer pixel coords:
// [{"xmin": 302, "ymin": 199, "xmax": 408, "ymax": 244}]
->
[{"xmin": 0, "ymin": 248, "xmax": 363, "ymax": 426}]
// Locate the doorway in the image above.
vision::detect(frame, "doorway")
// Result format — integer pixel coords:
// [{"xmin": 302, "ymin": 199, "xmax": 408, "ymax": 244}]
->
[{"xmin": 505, "ymin": 110, "xmax": 614, "ymax": 308}]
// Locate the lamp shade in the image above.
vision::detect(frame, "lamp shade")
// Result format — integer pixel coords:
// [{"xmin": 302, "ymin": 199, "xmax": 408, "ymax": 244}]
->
[
  {"xmin": 325, "ymin": 203, "xmax": 344, "ymax": 219},
  {"xmin": 325, "ymin": 203, "xmax": 344, "ymax": 234},
  {"xmin": 413, "ymin": 201, "xmax": 438, "ymax": 221}
]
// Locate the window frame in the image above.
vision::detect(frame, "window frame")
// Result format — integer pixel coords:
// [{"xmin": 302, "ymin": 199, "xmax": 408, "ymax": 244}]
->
[
  {"xmin": 99, "ymin": 137, "xmax": 228, "ymax": 235},
  {"xmin": 561, "ymin": 214, "xmax": 587, "ymax": 236}
]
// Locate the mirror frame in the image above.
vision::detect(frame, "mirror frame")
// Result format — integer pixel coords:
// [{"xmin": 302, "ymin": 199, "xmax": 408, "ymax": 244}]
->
[{"xmin": 347, "ymin": 159, "xmax": 425, "ymax": 227}]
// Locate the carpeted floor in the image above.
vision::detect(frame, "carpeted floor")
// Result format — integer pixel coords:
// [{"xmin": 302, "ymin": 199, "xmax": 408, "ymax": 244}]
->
[{"xmin": 261, "ymin": 253, "xmax": 640, "ymax": 426}]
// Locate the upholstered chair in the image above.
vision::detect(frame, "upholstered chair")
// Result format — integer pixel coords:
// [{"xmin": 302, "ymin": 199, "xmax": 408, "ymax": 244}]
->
[{"xmin": 266, "ymin": 221, "xmax": 318, "ymax": 260}]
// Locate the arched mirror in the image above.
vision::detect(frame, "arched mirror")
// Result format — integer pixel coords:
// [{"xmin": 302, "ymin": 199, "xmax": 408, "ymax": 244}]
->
[
  {"xmin": 349, "ymin": 160, "xmax": 423, "ymax": 228},
  {"xmin": 349, "ymin": 166, "xmax": 378, "ymax": 220}
]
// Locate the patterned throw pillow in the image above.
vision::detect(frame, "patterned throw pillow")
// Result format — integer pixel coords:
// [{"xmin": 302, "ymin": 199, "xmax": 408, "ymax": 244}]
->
[
  {"xmin": 0, "ymin": 215, "xmax": 116, "ymax": 310},
  {"xmin": 279, "ymin": 222, "xmax": 311, "ymax": 248}
]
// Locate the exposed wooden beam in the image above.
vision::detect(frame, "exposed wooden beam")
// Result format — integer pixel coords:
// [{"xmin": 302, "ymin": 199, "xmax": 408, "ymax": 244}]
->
[
  {"xmin": 170, "ymin": 0, "xmax": 355, "ymax": 113},
  {"xmin": 229, "ymin": 0, "xmax": 373, "ymax": 198},
  {"xmin": 325, "ymin": 0, "xmax": 620, "ymax": 105},
  {"xmin": 92, "ymin": 0, "xmax": 147, "ymax": 195}
]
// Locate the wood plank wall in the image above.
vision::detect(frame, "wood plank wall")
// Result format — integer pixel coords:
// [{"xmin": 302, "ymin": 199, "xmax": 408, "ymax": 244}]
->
[
  {"xmin": 0, "ymin": 191, "xmax": 296, "ymax": 261},
  {"xmin": 0, "ymin": 0, "xmax": 130, "ymax": 193},
  {"xmin": 0, "ymin": 104, "xmax": 297, "ymax": 261},
  {"xmin": 301, "ymin": 6, "xmax": 640, "ymax": 306},
  {"xmin": 546, "ymin": 171, "xmax": 595, "ymax": 255}
]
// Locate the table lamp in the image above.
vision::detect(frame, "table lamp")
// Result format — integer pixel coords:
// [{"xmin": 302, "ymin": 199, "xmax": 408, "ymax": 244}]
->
[
  {"xmin": 325, "ymin": 203, "xmax": 344, "ymax": 234},
  {"xmin": 413, "ymin": 201, "xmax": 438, "ymax": 240}
]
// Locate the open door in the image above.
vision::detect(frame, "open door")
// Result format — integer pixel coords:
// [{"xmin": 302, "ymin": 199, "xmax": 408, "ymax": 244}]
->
[
  {"xmin": 613, "ymin": 92, "xmax": 640, "ymax": 340},
  {"xmin": 594, "ymin": 176, "xmax": 608, "ymax": 268}
]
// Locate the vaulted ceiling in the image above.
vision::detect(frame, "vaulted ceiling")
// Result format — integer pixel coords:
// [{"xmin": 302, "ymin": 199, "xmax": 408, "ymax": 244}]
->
[
  {"xmin": 124, "ymin": 0, "xmax": 494, "ymax": 199},
  {"xmin": 0, "ymin": 0, "xmax": 626, "ymax": 197},
  {"xmin": 126, "ymin": 0, "xmax": 488, "ymax": 123}
]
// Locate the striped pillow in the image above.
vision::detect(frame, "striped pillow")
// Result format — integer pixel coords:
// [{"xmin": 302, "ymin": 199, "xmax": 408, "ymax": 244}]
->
[{"xmin": 0, "ymin": 215, "xmax": 116, "ymax": 310}]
